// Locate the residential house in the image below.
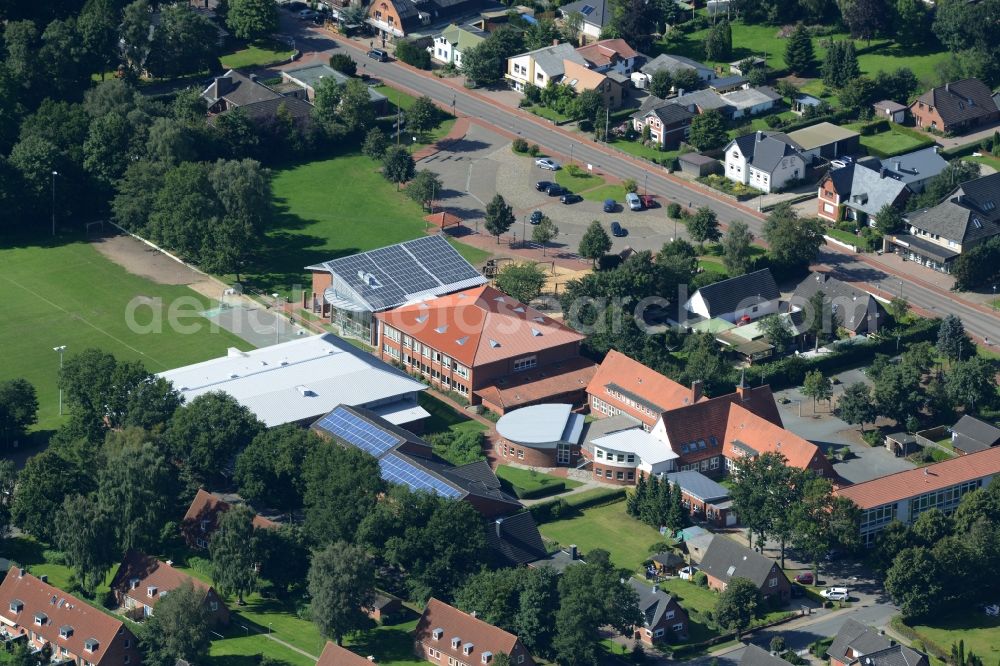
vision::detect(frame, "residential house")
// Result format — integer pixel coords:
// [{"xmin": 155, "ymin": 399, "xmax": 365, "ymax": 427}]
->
[
  {"xmin": 486, "ymin": 511, "xmax": 549, "ymax": 566},
  {"xmin": 724, "ymin": 131, "xmax": 808, "ymax": 194},
  {"xmin": 671, "ymin": 89, "xmax": 732, "ymax": 116},
  {"xmin": 741, "ymin": 645, "xmax": 793, "ymax": 666},
  {"xmin": 884, "ymin": 172, "xmax": 1000, "ymax": 273},
  {"xmin": 505, "ymin": 43, "xmax": 588, "ymax": 92},
  {"xmin": 160, "ymin": 333, "xmax": 429, "ymax": 428},
  {"xmin": 563, "ymin": 59, "xmax": 622, "ymax": 108},
  {"xmin": 788, "ymin": 272, "xmax": 889, "ymax": 337},
  {"xmin": 413, "ymin": 598, "xmax": 535, "ymax": 666},
  {"xmin": 110, "ymin": 552, "xmax": 229, "ymax": 625},
  {"xmin": 640, "ymin": 54, "xmax": 716, "ymax": 83},
  {"xmin": 575, "ymin": 39, "xmax": 639, "ymax": 75},
  {"xmin": 816, "ymin": 161, "xmax": 911, "ymax": 225},
  {"xmin": 909, "ymin": 78, "xmax": 1000, "ymax": 135},
  {"xmin": 0, "ymin": 570, "xmax": 142, "ymax": 666},
  {"xmin": 873, "ymin": 100, "xmax": 907, "ymax": 124},
  {"xmin": 786, "ymin": 122, "xmax": 860, "ymax": 162},
  {"xmin": 720, "ymin": 86, "xmax": 782, "ymax": 119},
  {"xmin": 950, "ymin": 415, "xmax": 1000, "ymax": 455},
  {"xmin": 698, "ymin": 536, "xmax": 791, "ymax": 602},
  {"xmin": 366, "ymin": 0, "xmax": 489, "ymax": 40},
  {"xmin": 377, "ymin": 285, "xmax": 596, "ymax": 413},
  {"xmin": 723, "ymin": 403, "xmax": 836, "ymax": 478},
  {"xmin": 628, "ymin": 579, "xmax": 689, "ymax": 645},
  {"xmin": 201, "ymin": 69, "xmax": 313, "ymax": 125},
  {"xmin": 312, "ymin": 404, "xmax": 523, "ymax": 518},
  {"xmin": 835, "ymin": 446, "xmax": 1000, "ymax": 545},
  {"xmin": 666, "ymin": 470, "xmax": 735, "ymax": 527},
  {"xmin": 827, "ymin": 619, "xmax": 929, "ymax": 666},
  {"xmin": 558, "ymin": 0, "xmax": 611, "ymax": 41},
  {"xmin": 630, "ymin": 97, "xmax": 695, "ymax": 148},
  {"xmin": 683, "ymin": 268, "xmax": 780, "ymax": 324},
  {"xmin": 432, "ymin": 24, "xmax": 487, "ymax": 67},
  {"xmin": 318, "ymin": 641, "xmax": 376, "ymax": 666},
  {"xmin": 304, "ymin": 234, "xmax": 488, "ymax": 343},
  {"xmin": 280, "ymin": 63, "xmax": 389, "ymax": 111},
  {"xmin": 875, "ymin": 146, "xmax": 948, "ymax": 194},
  {"xmin": 182, "ymin": 489, "xmax": 278, "ymax": 549}
]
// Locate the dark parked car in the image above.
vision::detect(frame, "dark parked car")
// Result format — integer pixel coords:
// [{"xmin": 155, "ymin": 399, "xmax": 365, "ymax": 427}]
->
[
  {"xmin": 529, "ymin": 210, "xmax": 543, "ymax": 224},
  {"xmin": 560, "ymin": 193, "xmax": 582, "ymax": 204},
  {"xmin": 546, "ymin": 184, "xmax": 566, "ymax": 197},
  {"xmin": 367, "ymin": 48, "xmax": 388, "ymax": 62},
  {"xmin": 603, "ymin": 198, "xmax": 616, "ymax": 213},
  {"xmin": 611, "ymin": 221, "xmax": 626, "ymax": 237},
  {"xmin": 535, "ymin": 180, "xmax": 553, "ymax": 192},
  {"xmin": 640, "ymin": 194, "xmax": 658, "ymax": 208}
]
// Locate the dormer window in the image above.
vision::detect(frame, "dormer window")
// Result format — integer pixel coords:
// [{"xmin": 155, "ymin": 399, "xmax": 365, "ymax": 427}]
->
[
  {"xmin": 482, "ymin": 653, "xmax": 493, "ymax": 664},
  {"xmin": 59, "ymin": 625, "xmax": 74, "ymax": 639},
  {"xmin": 34, "ymin": 612, "xmax": 47, "ymax": 626},
  {"xmin": 463, "ymin": 643, "xmax": 474, "ymax": 656},
  {"xmin": 147, "ymin": 586, "xmax": 158, "ymax": 598},
  {"xmin": 129, "ymin": 578, "xmax": 139, "ymax": 590},
  {"xmin": 432, "ymin": 628, "xmax": 443, "ymax": 640},
  {"xmin": 9, "ymin": 599, "xmax": 23, "ymax": 613},
  {"xmin": 84, "ymin": 639, "xmax": 99, "ymax": 653},
  {"xmin": 451, "ymin": 637, "xmax": 461, "ymax": 649}
]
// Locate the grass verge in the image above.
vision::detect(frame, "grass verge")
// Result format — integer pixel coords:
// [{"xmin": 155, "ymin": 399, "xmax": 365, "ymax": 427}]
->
[
  {"xmin": 537, "ymin": 500, "xmax": 665, "ymax": 571},
  {"xmin": 220, "ymin": 40, "xmax": 295, "ymax": 69}
]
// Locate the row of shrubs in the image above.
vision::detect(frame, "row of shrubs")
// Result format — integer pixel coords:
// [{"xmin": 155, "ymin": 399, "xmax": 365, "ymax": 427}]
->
[
  {"xmin": 505, "ymin": 480, "xmax": 568, "ymax": 500},
  {"xmin": 511, "ymin": 137, "xmax": 541, "ymax": 156},
  {"xmin": 529, "ymin": 487, "xmax": 626, "ymax": 524}
]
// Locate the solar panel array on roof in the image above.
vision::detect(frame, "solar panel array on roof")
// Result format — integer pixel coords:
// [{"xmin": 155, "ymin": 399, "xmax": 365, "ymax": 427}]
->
[
  {"xmin": 314, "ymin": 408, "xmax": 399, "ymax": 457},
  {"xmin": 580, "ymin": 4, "xmax": 595, "ymax": 14},
  {"xmin": 380, "ymin": 453, "xmax": 464, "ymax": 498},
  {"xmin": 406, "ymin": 235, "xmax": 482, "ymax": 284}
]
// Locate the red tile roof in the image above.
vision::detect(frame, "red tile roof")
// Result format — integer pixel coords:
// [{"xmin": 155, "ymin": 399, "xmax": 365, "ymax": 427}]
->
[
  {"xmin": 723, "ymin": 403, "xmax": 832, "ymax": 473},
  {"xmin": 110, "ymin": 552, "xmax": 214, "ymax": 608},
  {"xmin": 575, "ymin": 39, "xmax": 639, "ymax": 67},
  {"xmin": 183, "ymin": 489, "xmax": 278, "ymax": 533},
  {"xmin": 475, "ymin": 357, "xmax": 597, "ymax": 411},
  {"xmin": 587, "ymin": 350, "xmax": 696, "ymax": 423},
  {"xmin": 376, "ymin": 285, "xmax": 584, "ymax": 367},
  {"xmin": 317, "ymin": 641, "xmax": 376, "ymax": 666},
  {"xmin": 835, "ymin": 446, "xmax": 1000, "ymax": 509},
  {"xmin": 414, "ymin": 598, "xmax": 524, "ymax": 661},
  {"xmin": 424, "ymin": 212, "xmax": 462, "ymax": 229},
  {"xmin": 0, "ymin": 571, "xmax": 137, "ymax": 666}
]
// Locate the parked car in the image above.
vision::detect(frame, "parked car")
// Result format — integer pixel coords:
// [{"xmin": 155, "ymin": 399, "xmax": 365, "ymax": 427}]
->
[
  {"xmin": 639, "ymin": 194, "xmax": 658, "ymax": 208},
  {"xmin": 298, "ymin": 9, "xmax": 318, "ymax": 20},
  {"xmin": 794, "ymin": 572, "xmax": 814, "ymax": 584},
  {"xmin": 820, "ymin": 587, "xmax": 849, "ymax": 601},
  {"xmin": 546, "ymin": 184, "xmax": 566, "ymax": 197},
  {"xmin": 535, "ymin": 180, "xmax": 553, "ymax": 192},
  {"xmin": 678, "ymin": 565, "xmax": 697, "ymax": 580},
  {"xmin": 535, "ymin": 158, "xmax": 560, "ymax": 170},
  {"xmin": 367, "ymin": 48, "xmax": 388, "ymax": 62},
  {"xmin": 560, "ymin": 193, "xmax": 582, "ymax": 204},
  {"xmin": 611, "ymin": 221, "xmax": 626, "ymax": 237},
  {"xmin": 603, "ymin": 198, "xmax": 616, "ymax": 213},
  {"xmin": 626, "ymin": 192, "xmax": 643, "ymax": 211},
  {"xmin": 529, "ymin": 210, "xmax": 543, "ymax": 225}
]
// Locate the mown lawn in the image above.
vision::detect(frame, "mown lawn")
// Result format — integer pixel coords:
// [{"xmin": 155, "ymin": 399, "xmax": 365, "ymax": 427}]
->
[
  {"xmin": 538, "ymin": 500, "xmax": 665, "ymax": 571},
  {"xmin": 606, "ymin": 139, "xmax": 681, "ymax": 165},
  {"xmin": 220, "ymin": 40, "xmax": 294, "ymax": 69},
  {"xmin": 581, "ymin": 183, "xmax": 629, "ymax": 204},
  {"xmin": 555, "ymin": 168, "xmax": 606, "ymax": 193},
  {"xmin": 495, "ymin": 465, "xmax": 582, "ymax": 495},
  {"xmin": 418, "ymin": 392, "xmax": 488, "ymax": 437},
  {"xmin": 524, "ymin": 105, "xmax": 572, "ymax": 123},
  {"xmin": 208, "ymin": 634, "xmax": 316, "ymax": 666},
  {"xmin": 0, "ymin": 239, "xmax": 250, "ymax": 431},
  {"xmin": 903, "ymin": 613, "xmax": 1000, "ymax": 663},
  {"xmin": 346, "ymin": 618, "xmax": 426, "ymax": 666},
  {"xmin": 845, "ymin": 122, "xmax": 934, "ymax": 157}
]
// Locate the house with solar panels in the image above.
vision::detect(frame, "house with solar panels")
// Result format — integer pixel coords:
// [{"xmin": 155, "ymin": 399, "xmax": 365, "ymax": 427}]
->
[
  {"xmin": 312, "ymin": 404, "xmax": 523, "ymax": 518},
  {"xmin": 304, "ymin": 234, "xmax": 487, "ymax": 345}
]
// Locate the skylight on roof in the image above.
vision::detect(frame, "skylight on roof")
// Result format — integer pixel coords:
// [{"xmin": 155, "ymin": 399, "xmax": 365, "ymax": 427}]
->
[
  {"xmin": 513, "ymin": 306, "xmax": 525, "ymax": 313},
  {"xmin": 456, "ymin": 336, "xmax": 469, "ymax": 345},
  {"xmin": 416, "ymin": 315, "xmax": 428, "ymax": 323},
  {"xmin": 489, "ymin": 339, "xmax": 500, "ymax": 348},
  {"xmin": 531, "ymin": 328, "xmax": 542, "ymax": 337},
  {"xmin": 435, "ymin": 325, "xmax": 448, "ymax": 334}
]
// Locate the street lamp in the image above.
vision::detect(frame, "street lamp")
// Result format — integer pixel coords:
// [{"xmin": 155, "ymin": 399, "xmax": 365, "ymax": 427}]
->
[
  {"xmin": 643, "ymin": 172, "xmax": 648, "ymax": 196},
  {"xmin": 53, "ymin": 345, "xmax": 67, "ymax": 416},
  {"xmin": 51, "ymin": 171, "xmax": 59, "ymax": 237},
  {"xmin": 993, "ymin": 285, "xmax": 997, "ymax": 311},
  {"xmin": 898, "ymin": 280, "xmax": 903, "ymax": 300}
]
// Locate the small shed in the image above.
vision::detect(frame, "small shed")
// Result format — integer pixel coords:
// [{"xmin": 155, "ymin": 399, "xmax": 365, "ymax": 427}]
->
[
  {"xmin": 678, "ymin": 152, "xmax": 721, "ymax": 177},
  {"xmin": 365, "ymin": 591, "xmax": 402, "ymax": 622},
  {"xmin": 885, "ymin": 431, "xmax": 919, "ymax": 457},
  {"xmin": 424, "ymin": 211, "xmax": 462, "ymax": 230},
  {"xmin": 873, "ymin": 100, "xmax": 907, "ymax": 124},
  {"xmin": 651, "ymin": 551, "xmax": 685, "ymax": 574},
  {"xmin": 792, "ymin": 94, "xmax": 822, "ymax": 115},
  {"xmin": 729, "ymin": 56, "xmax": 764, "ymax": 76}
]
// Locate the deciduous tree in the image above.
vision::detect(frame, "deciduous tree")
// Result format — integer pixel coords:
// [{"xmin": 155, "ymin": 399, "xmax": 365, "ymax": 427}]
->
[
  {"xmin": 382, "ymin": 146, "xmax": 415, "ymax": 187},
  {"xmin": 704, "ymin": 19, "xmax": 732, "ymax": 61},
  {"xmin": 495, "ymin": 262, "xmax": 547, "ymax": 303},
  {"xmin": 139, "ymin": 581, "xmax": 211, "ymax": 666},
  {"xmin": 304, "ymin": 441, "xmax": 385, "ymax": 546},
  {"xmin": 762, "ymin": 204, "xmax": 825, "ymax": 271},
  {"xmin": 98, "ymin": 439, "xmax": 174, "ymax": 553},
  {"xmin": 721, "ymin": 220, "xmax": 754, "ymax": 275},
  {"xmin": 802, "ymin": 370, "xmax": 833, "ymax": 412},
  {"xmin": 165, "ymin": 392, "xmax": 264, "ymax": 484},
  {"xmin": 759, "ymin": 314, "xmax": 793, "ymax": 354},
  {"xmin": 210, "ymin": 504, "xmax": 260, "ymax": 605},
  {"xmin": 688, "ymin": 206, "xmax": 722, "ymax": 244},
  {"xmin": 55, "ymin": 494, "xmax": 115, "ymax": 596},
  {"xmin": 362, "ymin": 126, "xmax": 388, "ymax": 160},
  {"xmin": 946, "ymin": 357, "xmax": 997, "ymax": 412},
  {"xmin": 226, "ymin": 0, "xmax": 278, "ymax": 41},
  {"xmin": 407, "ymin": 95, "xmax": 439, "ymax": 136},
  {"xmin": 406, "ymin": 169, "xmax": 443, "ymax": 211},
  {"xmin": 836, "ymin": 382, "xmax": 877, "ymax": 432},
  {"xmin": 0, "ymin": 379, "xmax": 37, "ymax": 449},
  {"xmin": 532, "ymin": 216, "xmax": 559, "ymax": 256},
  {"xmin": 235, "ymin": 425, "xmax": 316, "ymax": 512},
  {"xmin": 715, "ymin": 577, "xmax": 761, "ymax": 638},
  {"xmin": 885, "ymin": 546, "xmax": 940, "ymax": 621},
  {"xmin": 649, "ymin": 69, "xmax": 672, "ymax": 99},
  {"xmin": 578, "ymin": 220, "xmax": 612, "ymax": 267},
  {"xmin": 485, "ymin": 193, "xmax": 516, "ymax": 243},
  {"xmin": 308, "ymin": 542, "xmax": 375, "ymax": 645},
  {"xmin": 12, "ymin": 450, "xmax": 92, "ymax": 541},
  {"xmin": 687, "ymin": 110, "xmax": 728, "ymax": 150}
]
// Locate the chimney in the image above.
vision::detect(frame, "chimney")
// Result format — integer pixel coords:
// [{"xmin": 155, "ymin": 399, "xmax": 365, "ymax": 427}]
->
[
  {"xmin": 945, "ymin": 82, "xmax": 950, "ymax": 92},
  {"xmin": 470, "ymin": 611, "xmax": 477, "ymax": 618},
  {"xmin": 18, "ymin": 568, "xmax": 25, "ymax": 578},
  {"xmin": 893, "ymin": 160, "xmax": 901, "ymax": 171},
  {"xmin": 552, "ymin": 38, "xmax": 559, "ymax": 46},
  {"xmin": 569, "ymin": 544, "xmax": 578, "ymax": 560},
  {"xmin": 756, "ymin": 130, "xmax": 764, "ymax": 142},
  {"xmin": 879, "ymin": 167, "xmax": 886, "ymax": 179},
  {"xmin": 652, "ymin": 585, "xmax": 658, "ymax": 593},
  {"xmin": 691, "ymin": 380, "xmax": 703, "ymax": 404},
  {"xmin": 932, "ymin": 145, "xmax": 939, "ymax": 153},
  {"xmin": 367, "ymin": 657, "xmax": 375, "ymax": 662},
  {"xmin": 39, "ymin": 575, "xmax": 48, "ymax": 584}
]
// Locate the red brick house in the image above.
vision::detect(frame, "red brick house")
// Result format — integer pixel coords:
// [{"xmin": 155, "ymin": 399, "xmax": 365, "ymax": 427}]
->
[
  {"xmin": 376, "ymin": 285, "xmax": 596, "ymax": 414},
  {"xmin": 110, "ymin": 552, "xmax": 229, "ymax": 626},
  {"xmin": 628, "ymin": 579, "xmax": 689, "ymax": 644},
  {"xmin": 182, "ymin": 489, "xmax": 278, "ymax": 549},
  {"xmin": 365, "ymin": 593, "xmax": 402, "ymax": 623},
  {"xmin": 698, "ymin": 536, "xmax": 791, "ymax": 603},
  {"xmin": 722, "ymin": 403, "xmax": 835, "ymax": 478},
  {"xmin": 909, "ymin": 79, "xmax": 999, "ymax": 135},
  {"xmin": 414, "ymin": 598, "xmax": 535, "ymax": 666},
  {"xmin": 665, "ymin": 471, "xmax": 735, "ymax": 527},
  {"xmin": 318, "ymin": 641, "xmax": 377, "ymax": 666},
  {"xmin": 630, "ymin": 101, "xmax": 696, "ymax": 149},
  {"xmin": 0, "ymin": 569, "xmax": 142, "ymax": 666},
  {"xmin": 586, "ymin": 350, "xmax": 701, "ymax": 429}
]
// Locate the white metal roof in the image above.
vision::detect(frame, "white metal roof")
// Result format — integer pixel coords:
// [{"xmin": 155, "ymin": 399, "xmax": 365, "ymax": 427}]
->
[
  {"xmin": 591, "ymin": 428, "xmax": 679, "ymax": 465},
  {"xmin": 158, "ymin": 333, "xmax": 427, "ymax": 427},
  {"xmin": 495, "ymin": 404, "xmax": 584, "ymax": 448}
]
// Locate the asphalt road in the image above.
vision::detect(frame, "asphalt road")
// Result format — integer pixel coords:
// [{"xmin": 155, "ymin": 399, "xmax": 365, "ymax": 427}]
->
[{"xmin": 282, "ymin": 17, "xmax": 1000, "ymax": 341}]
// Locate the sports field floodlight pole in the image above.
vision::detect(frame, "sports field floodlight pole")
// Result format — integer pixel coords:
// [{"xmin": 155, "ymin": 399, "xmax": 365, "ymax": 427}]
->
[
  {"xmin": 51, "ymin": 171, "xmax": 59, "ymax": 237},
  {"xmin": 53, "ymin": 345, "xmax": 67, "ymax": 416}
]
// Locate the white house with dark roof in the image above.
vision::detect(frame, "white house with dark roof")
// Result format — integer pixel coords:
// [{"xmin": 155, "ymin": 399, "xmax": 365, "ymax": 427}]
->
[
  {"xmin": 683, "ymin": 268, "xmax": 780, "ymax": 323},
  {"xmin": 558, "ymin": 0, "xmax": 611, "ymax": 40},
  {"xmin": 724, "ymin": 131, "xmax": 807, "ymax": 193},
  {"xmin": 640, "ymin": 54, "xmax": 715, "ymax": 82}
]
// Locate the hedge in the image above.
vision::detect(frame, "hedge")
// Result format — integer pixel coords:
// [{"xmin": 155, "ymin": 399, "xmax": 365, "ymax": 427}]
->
[
  {"xmin": 509, "ymin": 481, "xmax": 567, "ymax": 500},
  {"xmin": 890, "ymin": 617, "xmax": 949, "ymax": 660},
  {"xmin": 529, "ymin": 488, "xmax": 627, "ymax": 524}
]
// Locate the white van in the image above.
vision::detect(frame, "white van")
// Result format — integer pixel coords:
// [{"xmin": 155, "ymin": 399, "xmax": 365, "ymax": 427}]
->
[
  {"xmin": 626, "ymin": 192, "xmax": 643, "ymax": 211},
  {"xmin": 821, "ymin": 587, "xmax": 849, "ymax": 601}
]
